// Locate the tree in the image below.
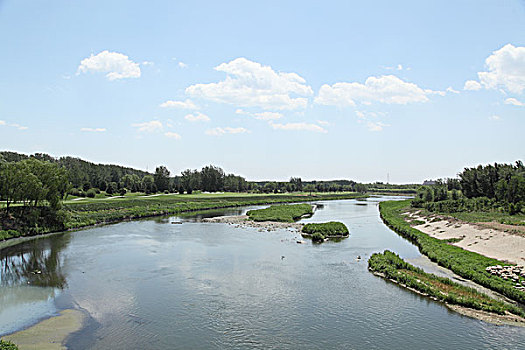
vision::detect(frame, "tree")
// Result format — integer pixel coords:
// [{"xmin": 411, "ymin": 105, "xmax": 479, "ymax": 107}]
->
[
  {"xmin": 181, "ymin": 169, "xmax": 200, "ymax": 194},
  {"xmin": 154, "ymin": 166, "xmax": 170, "ymax": 192},
  {"xmin": 304, "ymin": 184, "xmax": 316, "ymax": 195},
  {"xmin": 289, "ymin": 177, "xmax": 303, "ymax": 192},
  {"xmin": 200, "ymin": 165, "xmax": 225, "ymax": 192},
  {"xmin": 141, "ymin": 175, "xmax": 156, "ymax": 194}
]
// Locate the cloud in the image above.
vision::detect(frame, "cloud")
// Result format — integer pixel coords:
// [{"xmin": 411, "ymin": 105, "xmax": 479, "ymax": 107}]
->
[
  {"xmin": 464, "ymin": 80, "xmax": 482, "ymax": 91},
  {"xmin": 77, "ymin": 51, "xmax": 141, "ymax": 80},
  {"xmin": 142, "ymin": 61, "xmax": 154, "ymax": 66},
  {"xmin": 186, "ymin": 57, "xmax": 313, "ymax": 110},
  {"xmin": 269, "ymin": 121, "xmax": 327, "ymax": 133},
  {"xmin": 315, "ymin": 75, "xmax": 439, "ymax": 106},
  {"xmin": 253, "ymin": 112, "xmax": 283, "ymax": 120},
  {"xmin": 164, "ymin": 131, "xmax": 181, "ymax": 139},
  {"xmin": 504, "ymin": 97, "xmax": 524, "ymax": 106},
  {"xmin": 366, "ymin": 121, "xmax": 389, "ymax": 131},
  {"xmin": 205, "ymin": 126, "xmax": 249, "ymax": 136},
  {"xmin": 131, "ymin": 120, "xmax": 163, "ymax": 132},
  {"xmin": 0, "ymin": 120, "xmax": 28, "ymax": 130},
  {"xmin": 178, "ymin": 62, "xmax": 188, "ymax": 68},
  {"xmin": 159, "ymin": 99, "xmax": 199, "ymax": 109},
  {"xmin": 184, "ymin": 112, "xmax": 210, "ymax": 122},
  {"xmin": 446, "ymin": 86, "xmax": 460, "ymax": 94},
  {"xmin": 477, "ymin": 44, "xmax": 525, "ymax": 94},
  {"xmin": 489, "ymin": 115, "xmax": 501, "ymax": 121},
  {"xmin": 81, "ymin": 127, "xmax": 106, "ymax": 132},
  {"xmin": 317, "ymin": 120, "xmax": 330, "ymax": 126}
]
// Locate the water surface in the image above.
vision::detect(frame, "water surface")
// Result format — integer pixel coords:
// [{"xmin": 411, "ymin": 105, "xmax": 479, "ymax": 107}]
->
[{"xmin": 1, "ymin": 197, "xmax": 524, "ymax": 349}]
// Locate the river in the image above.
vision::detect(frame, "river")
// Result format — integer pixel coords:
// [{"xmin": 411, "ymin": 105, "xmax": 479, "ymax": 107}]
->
[{"xmin": 1, "ymin": 197, "xmax": 524, "ymax": 349}]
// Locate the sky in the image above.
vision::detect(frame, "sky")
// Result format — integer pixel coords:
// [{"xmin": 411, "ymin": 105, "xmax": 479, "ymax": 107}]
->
[{"xmin": 0, "ymin": 0, "xmax": 523, "ymax": 183}]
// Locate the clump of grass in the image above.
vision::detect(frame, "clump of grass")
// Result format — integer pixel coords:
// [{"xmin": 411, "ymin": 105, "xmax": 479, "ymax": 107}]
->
[
  {"xmin": 368, "ymin": 250, "xmax": 525, "ymax": 318},
  {"xmin": 301, "ymin": 221, "xmax": 349, "ymax": 242},
  {"xmin": 0, "ymin": 339, "xmax": 19, "ymax": 350},
  {"xmin": 247, "ymin": 204, "xmax": 313, "ymax": 222}
]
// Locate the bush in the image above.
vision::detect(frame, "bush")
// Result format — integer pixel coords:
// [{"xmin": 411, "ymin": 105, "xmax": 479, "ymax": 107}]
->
[
  {"xmin": 86, "ymin": 188, "xmax": 97, "ymax": 198},
  {"xmin": 119, "ymin": 188, "xmax": 127, "ymax": 196},
  {"xmin": 311, "ymin": 232, "xmax": 325, "ymax": 243},
  {"xmin": 302, "ymin": 221, "xmax": 349, "ymax": 237}
]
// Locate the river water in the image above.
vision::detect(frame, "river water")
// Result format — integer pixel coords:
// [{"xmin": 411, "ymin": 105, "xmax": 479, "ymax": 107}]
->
[{"xmin": 1, "ymin": 197, "xmax": 524, "ymax": 349}]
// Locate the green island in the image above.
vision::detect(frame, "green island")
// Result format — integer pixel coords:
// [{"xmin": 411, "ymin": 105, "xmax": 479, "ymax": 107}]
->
[
  {"xmin": 246, "ymin": 203, "xmax": 313, "ymax": 222},
  {"xmin": 301, "ymin": 222, "xmax": 349, "ymax": 242},
  {"xmin": 368, "ymin": 251, "xmax": 525, "ymax": 319}
]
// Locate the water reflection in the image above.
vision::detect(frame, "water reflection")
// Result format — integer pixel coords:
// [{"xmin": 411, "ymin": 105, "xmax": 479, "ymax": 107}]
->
[{"xmin": 1, "ymin": 234, "xmax": 70, "ymax": 289}]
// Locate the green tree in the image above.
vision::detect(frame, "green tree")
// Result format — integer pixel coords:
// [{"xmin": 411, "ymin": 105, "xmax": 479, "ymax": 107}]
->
[{"xmin": 154, "ymin": 166, "xmax": 171, "ymax": 192}]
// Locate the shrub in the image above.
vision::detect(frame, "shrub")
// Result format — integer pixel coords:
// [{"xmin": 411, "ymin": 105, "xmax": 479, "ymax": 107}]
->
[
  {"xmin": 302, "ymin": 222, "xmax": 349, "ymax": 237},
  {"xmin": 311, "ymin": 232, "xmax": 325, "ymax": 243},
  {"xmin": 119, "ymin": 188, "xmax": 127, "ymax": 196},
  {"xmin": 0, "ymin": 339, "xmax": 19, "ymax": 350},
  {"xmin": 86, "ymin": 188, "xmax": 97, "ymax": 198}
]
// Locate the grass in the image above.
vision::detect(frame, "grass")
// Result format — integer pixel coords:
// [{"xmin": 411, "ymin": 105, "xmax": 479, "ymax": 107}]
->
[
  {"xmin": 247, "ymin": 203, "xmax": 313, "ymax": 222},
  {"xmin": 1, "ymin": 192, "xmax": 366, "ymax": 242},
  {"xmin": 368, "ymin": 251, "xmax": 525, "ymax": 318},
  {"xmin": 301, "ymin": 222, "xmax": 349, "ymax": 242},
  {"xmin": 0, "ymin": 340, "xmax": 19, "ymax": 350},
  {"xmin": 446, "ymin": 211, "xmax": 525, "ymax": 226},
  {"xmin": 379, "ymin": 200, "xmax": 525, "ymax": 304}
]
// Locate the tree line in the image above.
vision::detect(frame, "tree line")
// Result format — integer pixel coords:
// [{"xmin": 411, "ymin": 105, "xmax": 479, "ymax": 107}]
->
[{"xmin": 414, "ymin": 161, "xmax": 524, "ymax": 214}]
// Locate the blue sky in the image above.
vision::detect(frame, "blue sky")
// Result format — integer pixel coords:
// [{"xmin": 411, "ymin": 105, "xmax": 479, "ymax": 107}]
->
[{"xmin": 0, "ymin": 0, "xmax": 523, "ymax": 183}]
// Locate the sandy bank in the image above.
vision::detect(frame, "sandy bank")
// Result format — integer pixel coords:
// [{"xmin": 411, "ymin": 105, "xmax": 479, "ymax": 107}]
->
[
  {"xmin": 202, "ymin": 215, "xmax": 303, "ymax": 232},
  {"xmin": 4, "ymin": 309, "xmax": 85, "ymax": 350},
  {"xmin": 404, "ymin": 211, "xmax": 525, "ymax": 265}
]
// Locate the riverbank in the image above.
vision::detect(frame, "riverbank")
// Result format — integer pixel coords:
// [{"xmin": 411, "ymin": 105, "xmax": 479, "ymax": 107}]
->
[
  {"xmin": 0, "ymin": 192, "xmax": 365, "ymax": 250},
  {"xmin": 3, "ymin": 309, "xmax": 85, "ymax": 350},
  {"xmin": 379, "ymin": 200, "xmax": 525, "ymax": 304},
  {"xmin": 404, "ymin": 209, "xmax": 525, "ymax": 265},
  {"xmin": 369, "ymin": 251, "xmax": 525, "ymax": 326}
]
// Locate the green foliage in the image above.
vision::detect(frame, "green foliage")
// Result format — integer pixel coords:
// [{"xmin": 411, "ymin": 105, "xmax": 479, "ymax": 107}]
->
[
  {"xmin": 368, "ymin": 251, "xmax": 525, "ymax": 318},
  {"xmin": 302, "ymin": 222, "xmax": 349, "ymax": 240},
  {"xmin": 379, "ymin": 200, "xmax": 525, "ymax": 304},
  {"xmin": 154, "ymin": 166, "xmax": 170, "ymax": 192},
  {"xmin": 0, "ymin": 339, "xmax": 19, "ymax": 350},
  {"xmin": 311, "ymin": 232, "xmax": 325, "ymax": 243},
  {"xmin": 247, "ymin": 204, "xmax": 313, "ymax": 222},
  {"xmin": 86, "ymin": 188, "xmax": 97, "ymax": 198}
]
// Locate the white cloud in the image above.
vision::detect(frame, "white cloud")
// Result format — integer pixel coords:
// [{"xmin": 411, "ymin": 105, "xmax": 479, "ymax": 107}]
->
[
  {"xmin": 178, "ymin": 62, "xmax": 188, "ymax": 68},
  {"xmin": 131, "ymin": 120, "xmax": 163, "ymax": 132},
  {"xmin": 81, "ymin": 127, "xmax": 106, "ymax": 132},
  {"xmin": 77, "ymin": 50, "xmax": 141, "ymax": 80},
  {"xmin": 186, "ymin": 57, "xmax": 313, "ymax": 110},
  {"xmin": 253, "ymin": 112, "xmax": 283, "ymax": 120},
  {"xmin": 142, "ymin": 61, "xmax": 154, "ymax": 66},
  {"xmin": 317, "ymin": 120, "xmax": 330, "ymax": 126},
  {"xmin": 185, "ymin": 112, "xmax": 210, "ymax": 122},
  {"xmin": 477, "ymin": 44, "xmax": 525, "ymax": 94},
  {"xmin": 489, "ymin": 115, "xmax": 501, "ymax": 121},
  {"xmin": 159, "ymin": 99, "xmax": 199, "ymax": 109},
  {"xmin": 315, "ymin": 75, "xmax": 438, "ymax": 106},
  {"xmin": 269, "ymin": 121, "xmax": 327, "ymax": 133},
  {"xmin": 205, "ymin": 126, "xmax": 249, "ymax": 136},
  {"xmin": 366, "ymin": 121, "xmax": 389, "ymax": 131},
  {"xmin": 0, "ymin": 120, "xmax": 28, "ymax": 130},
  {"xmin": 164, "ymin": 131, "xmax": 181, "ymax": 139},
  {"xmin": 504, "ymin": 97, "xmax": 524, "ymax": 106},
  {"xmin": 464, "ymin": 80, "xmax": 482, "ymax": 91},
  {"xmin": 446, "ymin": 86, "xmax": 460, "ymax": 94}
]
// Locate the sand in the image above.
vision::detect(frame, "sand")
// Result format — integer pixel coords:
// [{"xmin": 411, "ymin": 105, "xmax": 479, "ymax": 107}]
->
[
  {"xmin": 202, "ymin": 215, "xmax": 304, "ymax": 232},
  {"xmin": 3, "ymin": 309, "xmax": 85, "ymax": 350},
  {"xmin": 404, "ymin": 211, "xmax": 525, "ymax": 265}
]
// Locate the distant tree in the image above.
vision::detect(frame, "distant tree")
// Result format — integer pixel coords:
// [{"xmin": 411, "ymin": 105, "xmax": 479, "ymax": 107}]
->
[
  {"xmin": 354, "ymin": 183, "xmax": 368, "ymax": 193},
  {"xmin": 106, "ymin": 182, "xmax": 118, "ymax": 195},
  {"xmin": 154, "ymin": 166, "xmax": 171, "ymax": 192},
  {"xmin": 304, "ymin": 184, "xmax": 316, "ymax": 195},
  {"xmin": 181, "ymin": 169, "xmax": 200, "ymax": 194},
  {"xmin": 289, "ymin": 177, "xmax": 303, "ymax": 192},
  {"xmin": 200, "ymin": 165, "xmax": 225, "ymax": 192},
  {"xmin": 141, "ymin": 175, "xmax": 156, "ymax": 194}
]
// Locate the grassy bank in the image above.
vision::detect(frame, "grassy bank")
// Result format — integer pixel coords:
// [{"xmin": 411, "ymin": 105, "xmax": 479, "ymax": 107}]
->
[
  {"xmin": 379, "ymin": 200, "xmax": 525, "ymax": 304},
  {"xmin": 247, "ymin": 203, "xmax": 313, "ymax": 222},
  {"xmin": 301, "ymin": 222, "xmax": 349, "ymax": 242},
  {"xmin": 368, "ymin": 251, "xmax": 525, "ymax": 317},
  {"xmin": 1, "ymin": 192, "xmax": 365, "ymax": 244}
]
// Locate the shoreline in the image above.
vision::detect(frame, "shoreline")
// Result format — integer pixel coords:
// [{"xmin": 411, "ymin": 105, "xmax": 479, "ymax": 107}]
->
[
  {"xmin": 1, "ymin": 194, "xmax": 364, "ymax": 252},
  {"xmin": 371, "ymin": 271, "xmax": 525, "ymax": 327},
  {"xmin": 202, "ymin": 214, "xmax": 304, "ymax": 232},
  {"xmin": 3, "ymin": 309, "xmax": 86, "ymax": 350}
]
